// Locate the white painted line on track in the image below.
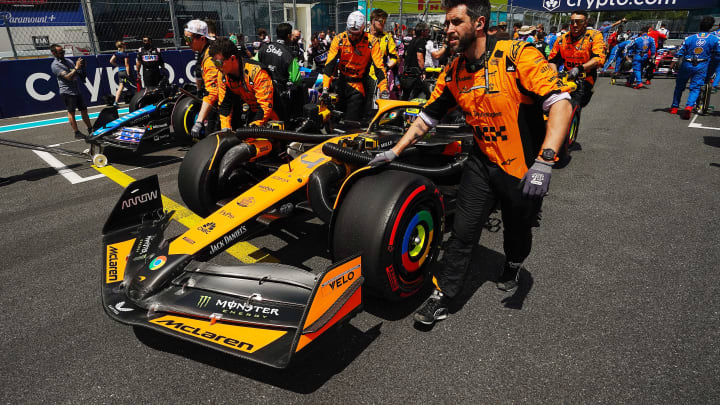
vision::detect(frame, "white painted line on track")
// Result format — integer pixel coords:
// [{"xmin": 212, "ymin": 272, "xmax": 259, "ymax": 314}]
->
[
  {"xmin": 688, "ymin": 113, "xmax": 720, "ymax": 131},
  {"xmin": 32, "ymin": 150, "xmax": 105, "ymax": 184}
]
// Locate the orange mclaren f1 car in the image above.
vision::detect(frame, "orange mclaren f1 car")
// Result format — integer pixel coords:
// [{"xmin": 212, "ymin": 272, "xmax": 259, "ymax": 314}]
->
[{"xmin": 101, "ymin": 100, "xmax": 472, "ymax": 368}]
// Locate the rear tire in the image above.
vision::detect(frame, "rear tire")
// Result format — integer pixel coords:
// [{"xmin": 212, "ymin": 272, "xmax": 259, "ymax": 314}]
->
[
  {"xmin": 332, "ymin": 171, "xmax": 444, "ymax": 301},
  {"xmin": 559, "ymin": 104, "xmax": 580, "ymax": 160},
  {"xmin": 700, "ymin": 84, "xmax": 711, "ymax": 115},
  {"xmin": 171, "ymin": 95, "xmax": 200, "ymax": 143}
]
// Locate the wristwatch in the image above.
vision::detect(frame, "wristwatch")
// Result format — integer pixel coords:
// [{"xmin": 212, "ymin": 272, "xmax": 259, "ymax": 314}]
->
[{"xmin": 541, "ymin": 148, "xmax": 556, "ymax": 162}]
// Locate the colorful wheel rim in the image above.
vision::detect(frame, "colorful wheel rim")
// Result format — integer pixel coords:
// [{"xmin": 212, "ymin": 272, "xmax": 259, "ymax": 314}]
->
[
  {"xmin": 568, "ymin": 114, "xmax": 579, "ymax": 144},
  {"xmin": 401, "ymin": 210, "xmax": 434, "ymax": 272}
]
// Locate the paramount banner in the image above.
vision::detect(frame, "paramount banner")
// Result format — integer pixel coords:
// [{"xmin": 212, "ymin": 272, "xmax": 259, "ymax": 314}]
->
[
  {"xmin": 510, "ymin": 0, "xmax": 715, "ymax": 12},
  {"xmin": 0, "ymin": 50, "xmax": 196, "ymax": 118}
]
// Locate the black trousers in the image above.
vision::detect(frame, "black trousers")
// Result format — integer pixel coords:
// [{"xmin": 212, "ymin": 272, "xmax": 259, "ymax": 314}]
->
[
  {"xmin": 143, "ymin": 68, "xmax": 162, "ymax": 87},
  {"xmin": 400, "ymin": 75, "xmax": 431, "ymax": 101},
  {"xmin": 436, "ymin": 153, "xmax": 543, "ymax": 298},
  {"xmin": 336, "ymin": 78, "xmax": 365, "ymax": 122}
]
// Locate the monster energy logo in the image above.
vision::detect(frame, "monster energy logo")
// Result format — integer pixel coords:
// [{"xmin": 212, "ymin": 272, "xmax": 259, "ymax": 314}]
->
[{"xmin": 197, "ymin": 295, "xmax": 212, "ymax": 308}]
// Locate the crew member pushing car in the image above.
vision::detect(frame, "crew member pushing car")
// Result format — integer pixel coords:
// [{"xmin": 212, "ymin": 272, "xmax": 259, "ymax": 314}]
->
[
  {"xmin": 184, "ymin": 20, "xmax": 218, "ymax": 140},
  {"xmin": 548, "ymin": 9, "xmax": 605, "ymax": 107},
  {"xmin": 369, "ymin": 0, "xmax": 572, "ymax": 325},
  {"xmin": 209, "ymin": 38, "xmax": 279, "ymax": 128},
  {"xmin": 323, "ymin": 11, "xmax": 389, "ymax": 121}
]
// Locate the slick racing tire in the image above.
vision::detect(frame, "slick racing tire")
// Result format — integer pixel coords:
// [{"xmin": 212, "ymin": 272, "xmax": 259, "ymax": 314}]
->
[
  {"xmin": 332, "ymin": 170, "xmax": 444, "ymax": 301},
  {"xmin": 178, "ymin": 132, "xmax": 243, "ymax": 217},
  {"xmin": 171, "ymin": 95, "xmax": 200, "ymax": 142},
  {"xmin": 698, "ymin": 83, "xmax": 711, "ymax": 115},
  {"xmin": 559, "ymin": 103, "xmax": 581, "ymax": 160}
]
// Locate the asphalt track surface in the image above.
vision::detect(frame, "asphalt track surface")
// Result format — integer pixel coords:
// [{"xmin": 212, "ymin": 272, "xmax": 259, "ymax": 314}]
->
[{"xmin": 1, "ymin": 76, "xmax": 719, "ymax": 403}]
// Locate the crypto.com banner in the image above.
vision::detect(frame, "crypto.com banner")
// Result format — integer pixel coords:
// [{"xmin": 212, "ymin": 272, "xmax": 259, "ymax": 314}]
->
[{"xmin": 510, "ymin": 0, "xmax": 715, "ymax": 12}]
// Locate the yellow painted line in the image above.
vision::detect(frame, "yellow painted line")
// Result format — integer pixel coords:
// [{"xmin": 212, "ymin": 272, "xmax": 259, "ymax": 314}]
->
[{"xmin": 93, "ymin": 164, "xmax": 276, "ymax": 264}]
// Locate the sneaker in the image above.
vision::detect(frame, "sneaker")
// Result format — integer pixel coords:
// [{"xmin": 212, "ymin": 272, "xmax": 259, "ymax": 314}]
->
[
  {"xmin": 645, "ymin": 80, "xmax": 651, "ymax": 85},
  {"xmin": 497, "ymin": 262, "xmax": 522, "ymax": 292},
  {"xmin": 669, "ymin": 107, "xmax": 678, "ymax": 114},
  {"xmin": 680, "ymin": 106, "xmax": 693, "ymax": 120},
  {"xmin": 74, "ymin": 130, "xmax": 87, "ymax": 139},
  {"xmin": 413, "ymin": 289, "xmax": 449, "ymax": 325},
  {"xmin": 624, "ymin": 82, "xmax": 632, "ymax": 87},
  {"xmin": 633, "ymin": 83, "xmax": 644, "ymax": 89}
]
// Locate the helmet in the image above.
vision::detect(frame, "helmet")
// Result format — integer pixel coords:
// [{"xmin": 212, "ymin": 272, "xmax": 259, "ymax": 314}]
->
[{"xmin": 347, "ymin": 11, "xmax": 366, "ymax": 34}]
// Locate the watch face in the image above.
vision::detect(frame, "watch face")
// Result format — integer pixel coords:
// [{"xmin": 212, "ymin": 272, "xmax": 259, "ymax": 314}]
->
[{"xmin": 542, "ymin": 149, "xmax": 555, "ymax": 160}]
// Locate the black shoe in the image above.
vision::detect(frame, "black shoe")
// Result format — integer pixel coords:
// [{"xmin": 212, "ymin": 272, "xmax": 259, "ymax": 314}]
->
[
  {"xmin": 74, "ymin": 130, "xmax": 87, "ymax": 139},
  {"xmin": 496, "ymin": 262, "xmax": 521, "ymax": 292},
  {"xmin": 413, "ymin": 289, "xmax": 449, "ymax": 325}
]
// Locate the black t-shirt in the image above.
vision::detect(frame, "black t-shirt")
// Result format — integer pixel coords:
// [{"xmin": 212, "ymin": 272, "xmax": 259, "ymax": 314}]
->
[
  {"xmin": 404, "ymin": 37, "xmax": 427, "ymax": 74},
  {"xmin": 308, "ymin": 42, "xmax": 328, "ymax": 71},
  {"xmin": 257, "ymin": 41, "xmax": 294, "ymax": 92},
  {"xmin": 137, "ymin": 46, "xmax": 163, "ymax": 71}
]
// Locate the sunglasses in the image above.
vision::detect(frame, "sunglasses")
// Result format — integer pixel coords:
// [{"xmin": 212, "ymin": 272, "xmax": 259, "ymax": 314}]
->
[
  {"xmin": 184, "ymin": 35, "xmax": 199, "ymax": 45},
  {"xmin": 570, "ymin": 19, "xmax": 586, "ymax": 25},
  {"xmin": 374, "ymin": 19, "xmax": 386, "ymax": 24},
  {"xmin": 212, "ymin": 56, "xmax": 232, "ymax": 69}
]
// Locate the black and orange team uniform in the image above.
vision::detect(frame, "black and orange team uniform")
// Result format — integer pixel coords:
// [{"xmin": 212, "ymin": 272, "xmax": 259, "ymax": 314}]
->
[
  {"xmin": 323, "ymin": 31, "xmax": 388, "ymax": 121},
  {"xmin": 218, "ymin": 59, "xmax": 279, "ymax": 129},
  {"xmin": 548, "ymin": 28, "xmax": 605, "ymax": 107},
  {"xmin": 196, "ymin": 43, "xmax": 221, "ymax": 132},
  {"xmin": 366, "ymin": 31, "xmax": 398, "ymax": 112},
  {"xmin": 137, "ymin": 44, "xmax": 165, "ymax": 87},
  {"xmin": 418, "ymin": 37, "xmax": 571, "ymax": 298}
]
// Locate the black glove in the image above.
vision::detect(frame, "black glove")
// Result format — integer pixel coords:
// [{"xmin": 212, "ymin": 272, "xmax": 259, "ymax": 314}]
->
[
  {"xmin": 190, "ymin": 121, "xmax": 203, "ymax": 139},
  {"xmin": 521, "ymin": 159, "xmax": 554, "ymax": 199},
  {"xmin": 368, "ymin": 150, "xmax": 398, "ymax": 167},
  {"xmin": 567, "ymin": 66, "xmax": 582, "ymax": 81}
]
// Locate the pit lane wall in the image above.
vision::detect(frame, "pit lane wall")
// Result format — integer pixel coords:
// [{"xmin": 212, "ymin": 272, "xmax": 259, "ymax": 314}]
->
[{"xmin": 0, "ymin": 50, "xmax": 196, "ymax": 119}]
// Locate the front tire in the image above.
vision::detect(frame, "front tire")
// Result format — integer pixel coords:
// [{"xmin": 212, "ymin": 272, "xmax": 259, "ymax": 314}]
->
[
  {"xmin": 178, "ymin": 132, "xmax": 241, "ymax": 217},
  {"xmin": 171, "ymin": 95, "xmax": 200, "ymax": 142},
  {"xmin": 332, "ymin": 171, "xmax": 444, "ymax": 301}
]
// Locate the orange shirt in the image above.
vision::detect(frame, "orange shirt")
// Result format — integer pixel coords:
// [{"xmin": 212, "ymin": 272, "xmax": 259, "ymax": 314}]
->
[
  {"xmin": 548, "ymin": 29, "xmax": 605, "ymax": 85},
  {"xmin": 218, "ymin": 59, "xmax": 278, "ymax": 128},
  {"xmin": 323, "ymin": 31, "xmax": 387, "ymax": 94},
  {"xmin": 199, "ymin": 46, "xmax": 220, "ymax": 105},
  {"xmin": 424, "ymin": 39, "xmax": 571, "ymax": 179}
]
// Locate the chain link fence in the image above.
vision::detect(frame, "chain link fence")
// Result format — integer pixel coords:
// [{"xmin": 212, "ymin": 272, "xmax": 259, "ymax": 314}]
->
[{"xmin": 0, "ymin": 0, "xmax": 706, "ymax": 59}]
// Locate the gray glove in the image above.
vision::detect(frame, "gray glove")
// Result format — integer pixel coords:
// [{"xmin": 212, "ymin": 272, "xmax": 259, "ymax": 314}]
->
[
  {"xmin": 190, "ymin": 121, "xmax": 203, "ymax": 139},
  {"xmin": 567, "ymin": 66, "xmax": 583, "ymax": 81},
  {"xmin": 521, "ymin": 159, "xmax": 554, "ymax": 199},
  {"xmin": 368, "ymin": 150, "xmax": 398, "ymax": 167}
]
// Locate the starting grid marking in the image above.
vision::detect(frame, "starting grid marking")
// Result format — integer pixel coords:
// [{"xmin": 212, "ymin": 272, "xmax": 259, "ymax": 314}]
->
[
  {"xmin": 689, "ymin": 113, "xmax": 720, "ymax": 131},
  {"xmin": 94, "ymin": 164, "xmax": 272, "ymax": 264},
  {"xmin": 3, "ymin": 109, "xmax": 273, "ymax": 263}
]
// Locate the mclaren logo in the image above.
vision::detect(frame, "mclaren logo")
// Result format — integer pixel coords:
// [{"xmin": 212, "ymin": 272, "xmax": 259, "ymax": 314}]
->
[
  {"xmin": 107, "ymin": 301, "xmax": 134, "ymax": 315},
  {"xmin": 121, "ymin": 190, "xmax": 158, "ymax": 209},
  {"xmin": 107, "ymin": 246, "xmax": 119, "ymax": 282},
  {"xmin": 150, "ymin": 316, "xmax": 287, "ymax": 353}
]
